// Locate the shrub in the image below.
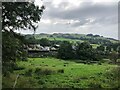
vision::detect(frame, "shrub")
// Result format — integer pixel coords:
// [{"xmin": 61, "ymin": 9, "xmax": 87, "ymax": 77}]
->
[
  {"xmin": 24, "ymin": 69, "xmax": 33, "ymax": 76},
  {"xmin": 35, "ymin": 68, "xmax": 42, "ymax": 75},
  {"xmin": 57, "ymin": 69, "xmax": 64, "ymax": 73},
  {"xmin": 104, "ymin": 67, "xmax": 120, "ymax": 80},
  {"xmin": 44, "ymin": 65, "xmax": 48, "ymax": 66},
  {"xmin": 42, "ymin": 69, "xmax": 55, "ymax": 75},
  {"xmin": 35, "ymin": 68, "xmax": 55, "ymax": 75},
  {"xmin": 71, "ymin": 68, "xmax": 73, "ymax": 70},
  {"xmin": 38, "ymin": 79, "xmax": 46, "ymax": 85},
  {"xmin": 52, "ymin": 65, "xmax": 56, "ymax": 67},
  {"xmin": 88, "ymin": 82, "xmax": 102, "ymax": 88},
  {"xmin": 64, "ymin": 64, "xmax": 66, "ymax": 67},
  {"xmin": 14, "ymin": 66, "xmax": 25, "ymax": 70},
  {"xmin": 103, "ymin": 67, "xmax": 120, "ymax": 88},
  {"xmin": 97, "ymin": 62, "xmax": 102, "ymax": 65}
]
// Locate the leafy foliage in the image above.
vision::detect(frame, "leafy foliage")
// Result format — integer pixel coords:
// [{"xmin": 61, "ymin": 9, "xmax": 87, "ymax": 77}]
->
[
  {"xmin": 39, "ymin": 38, "xmax": 51, "ymax": 47},
  {"xmin": 58, "ymin": 41, "xmax": 74, "ymax": 60},
  {"xmin": 75, "ymin": 42, "xmax": 100, "ymax": 61},
  {"xmin": 2, "ymin": 2, "xmax": 45, "ymax": 75},
  {"xmin": 2, "ymin": 31, "xmax": 27, "ymax": 76},
  {"xmin": 2, "ymin": 2, "xmax": 45, "ymax": 31},
  {"xmin": 57, "ymin": 41, "xmax": 101, "ymax": 61}
]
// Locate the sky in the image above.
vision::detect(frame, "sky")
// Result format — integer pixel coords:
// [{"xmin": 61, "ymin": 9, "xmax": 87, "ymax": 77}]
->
[{"xmin": 19, "ymin": 0, "xmax": 119, "ymax": 39}]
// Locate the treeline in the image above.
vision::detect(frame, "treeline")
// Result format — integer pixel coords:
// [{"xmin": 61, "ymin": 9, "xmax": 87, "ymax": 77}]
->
[
  {"xmin": 25, "ymin": 36, "xmax": 65, "ymax": 46},
  {"xmin": 25, "ymin": 37, "xmax": 120, "ymax": 63},
  {"xmin": 25, "ymin": 33, "xmax": 118, "ymax": 45},
  {"xmin": 57, "ymin": 41, "xmax": 120, "ymax": 64},
  {"xmin": 57, "ymin": 41, "xmax": 101, "ymax": 61}
]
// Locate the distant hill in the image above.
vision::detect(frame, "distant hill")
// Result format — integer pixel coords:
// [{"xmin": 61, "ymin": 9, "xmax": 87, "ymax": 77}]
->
[{"xmin": 24, "ymin": 33, "xmax": 119, "ymax": 45}]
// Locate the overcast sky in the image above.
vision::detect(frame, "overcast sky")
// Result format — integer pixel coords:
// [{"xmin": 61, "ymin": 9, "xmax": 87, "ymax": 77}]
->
[{"xmin": 20, "ymin": 0, "xmax": 119, "ymax": 39}]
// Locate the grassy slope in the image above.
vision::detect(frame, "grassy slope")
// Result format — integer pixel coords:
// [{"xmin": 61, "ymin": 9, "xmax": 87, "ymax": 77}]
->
[
  {"xmin": 25, "ymin": 33, "xmax": 119, "ymax": 49},
  {"xmin": 3, "ymin": 58, "xmax": 118, "ymax": 88},
  {"xmin": 34, "ymin": 33, "xmax": 118, "ymax": 43},
  {"xmin": 35, "ymin": 35, "xmax": 99, "ymax": 48}
]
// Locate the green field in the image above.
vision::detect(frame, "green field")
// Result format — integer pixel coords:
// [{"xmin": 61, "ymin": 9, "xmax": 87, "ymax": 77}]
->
[
  {"xmin": 48, "ymin": 37, "xmax": 83, "ymax": 43},
  {"xmin": 3, "ymin": 58, "xmax": 119, "ymax": 88}
]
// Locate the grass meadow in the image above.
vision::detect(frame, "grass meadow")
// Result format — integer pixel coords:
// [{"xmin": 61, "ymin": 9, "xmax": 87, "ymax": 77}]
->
[{"xmin": 3, "ymin": 58, "xmax": 119, "ymax": 88}]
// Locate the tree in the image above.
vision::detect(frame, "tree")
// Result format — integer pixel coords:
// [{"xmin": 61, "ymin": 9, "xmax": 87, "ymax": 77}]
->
[
  {"xmin": 2, "ymin": 2, "xmax": 45, "ymax": 75},
  {"xmin": 106, "ymin": 46, "xmax": 112, "ymax": 52},
  {"xmin": 39, "ymin": 38, "xmax": 51, "ymax": 47},
  {"xmin": 58, "ymin": 41, "xmax": 74, "ymax": 60},
  {"xmin": 2, "ymin": 31, "xmax": 27, "ymax": 75},
  {"xmin": 86, "ymin": 34, "xmax": 93, "ymax": 37},
  {"xmin": 75, "ymin": 42, "xmax": 100, "ymax": 61},
  {"xmin": 75, "ymin": 42, "xmax": 93, "ymax": 60},
  {"xmin": 109, "ymin": 51, "xmax": 118, "ymax": 64},
  {"xmin": 97, "ymin": 45, "xmax": 105, "ymax": 51},
  {"xmin": 2, "ymin": 2, "xmax": 45, "ymax": 31},
  {"xmin": 118, "ymin": 46, "xmax": 120, "ymax": 58},
  {"xmin": 25, "ymin": 36, "xmax": 37, "ymax": 44}
]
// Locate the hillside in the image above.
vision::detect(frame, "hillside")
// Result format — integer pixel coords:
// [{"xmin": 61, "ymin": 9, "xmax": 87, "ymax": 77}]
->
[{"xmin": 25, "ymin": 33, "xmax": 119, "ymax": 45}]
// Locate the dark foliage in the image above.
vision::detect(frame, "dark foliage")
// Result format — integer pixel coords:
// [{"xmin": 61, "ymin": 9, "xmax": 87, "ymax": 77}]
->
[
  {"xmin": 57, "ymin": 41, "xmax": 74, "ymax": 60},
  {"xmin": 2, "ymin": 2, "xmax": 44, "ymax": 76}
]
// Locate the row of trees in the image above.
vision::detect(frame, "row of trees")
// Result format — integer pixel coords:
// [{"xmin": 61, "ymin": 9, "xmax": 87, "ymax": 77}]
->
[
  {"xmin": 57, "ymin": 41, "xmax": 101, "ymax": 61},
  {"xmin": 97, "ymin": 43, "xmax": 120, "ymax": 52},
  {"xmin": 25, "ymin": 37, "xmax": 120, "ymax": 63},
  {"xmin": 57, "ymin": 41, "xmax": 120, "ymax": 63},
  {"xmin": 25, "ymin": 37, "xmax": 64, "ymax": 47}
]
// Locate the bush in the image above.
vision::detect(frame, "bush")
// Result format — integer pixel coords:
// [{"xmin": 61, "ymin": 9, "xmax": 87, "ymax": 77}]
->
[
  {"xmin": 52, "ymin": 65, "xmax": 56, "ymax": 67},
  {"xmin": 14, "ymin": 66, "xmax": 25, "ymax": 70},
  {"xmin": 35, "ymin": 68, "xmax": 55, "ymax": 75},
  {"xmin": 57, "ymin": 69, "xmax": 64, "ymax": 73},
  {"xmin": 105, "ymin": 67, "xmax": 120, "ymax": 79},
  {"xmin": 97, "ymin": 62, "xmax": 102, "ymax": 65},
  {"xmin": 35, "ymin": 68, "xmax": 42, "ymax": 75},
  {"xmin": 103, "ymin": 67, "xmax": 120, "ymax": 88},
  {"xmin": 38, "ymin": 79, "xmax": 46, "ymax": 85},
  {"xmin": 88, "ymin": 82, "xmax": 102, "ymax": 88},
  {"xmin": 25, "ymin": 69, "xmax": 33, "ymax": 76},
  {"xmin": 57, "ymin": 41, "xmax": 74, "ymax": 60},
  {"xmin": 42, "ymin": 69, "xmax": 55, "ymax": 75},
  {"xmin": 63, "ymin": 64, "xmax": 67, "ymax": 67}
]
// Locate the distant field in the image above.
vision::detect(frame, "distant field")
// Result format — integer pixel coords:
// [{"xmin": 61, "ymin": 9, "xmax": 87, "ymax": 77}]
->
[
  {"xmin": 48, "ymin": 37, "xmax": 84, "ymax": 44},
  {"xmin": 33, "ymin": 33, "xmax": 118, "ymax": 43},
  {"xmin": 35, "ymin": 37, "xmax": 99, "ymax": 48},
  {"xmin": 35, "ymin": 37, "xmax": 84, "ymax": 43},
  {"xmin": 3, "ymin": 58, "xmax": 119, "ymax": 88},
  {"xmin": 91, "ymin": 44, "xmax": 100, "ymax": 49}
]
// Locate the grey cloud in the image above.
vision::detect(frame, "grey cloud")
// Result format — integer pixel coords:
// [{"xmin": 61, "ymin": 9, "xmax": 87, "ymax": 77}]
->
[
  {"xmin": 43, "ymin": 1, "xmax": 117, "ymax": 26},
  {"xmin": 71, "ymin": 19, "xmax": 90, "ymax": 27},
  {"xmin": 34, "ymin": 1, "xmax": 118, "ymax": 39}
]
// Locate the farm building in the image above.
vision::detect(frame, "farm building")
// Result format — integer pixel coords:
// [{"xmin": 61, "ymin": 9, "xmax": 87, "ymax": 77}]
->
[{"xmin": 27, "ymin": 44, "xmax": 59, "ymax": 57}]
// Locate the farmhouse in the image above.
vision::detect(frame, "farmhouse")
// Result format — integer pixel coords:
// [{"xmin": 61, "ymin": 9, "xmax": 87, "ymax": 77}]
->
[{"xmin": 27, "ymin": 44, "xmax": 59, "ymax": 57}]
